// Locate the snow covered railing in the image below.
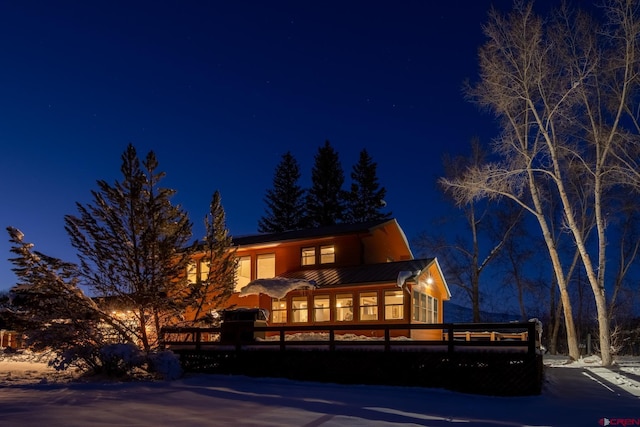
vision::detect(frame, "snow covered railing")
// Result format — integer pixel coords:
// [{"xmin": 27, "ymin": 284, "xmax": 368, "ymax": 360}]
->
[{"xmin": 160, "ymin": 321, "xmax": 538, "ymax": 355}]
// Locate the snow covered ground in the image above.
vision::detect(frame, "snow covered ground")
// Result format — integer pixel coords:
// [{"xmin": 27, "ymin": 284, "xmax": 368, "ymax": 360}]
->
[{"xmin": 0, "ymin": 351, "xmax": 639, "ymax": 426}]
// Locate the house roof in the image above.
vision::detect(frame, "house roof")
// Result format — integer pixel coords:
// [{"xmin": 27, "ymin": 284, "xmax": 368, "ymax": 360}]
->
[
  {"xmin": 231, "ymin": 219, "xmax": 399, "ymax": 247},
  {"xmin": 277, "ymin": 258, "xmax": 435, "ymax": 288}
]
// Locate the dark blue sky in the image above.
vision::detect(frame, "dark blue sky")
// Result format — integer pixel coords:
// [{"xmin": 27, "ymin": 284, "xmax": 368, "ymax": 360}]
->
[{"xmin": 0, "ymin": 1, "xmax": 528, "ymax": 291}]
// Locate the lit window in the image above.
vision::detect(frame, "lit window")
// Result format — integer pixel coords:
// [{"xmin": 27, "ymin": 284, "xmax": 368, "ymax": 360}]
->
[
  {"xmin": 187, "ymin": 261, "xmax": 197, "ymax": 284},
  {"xmin": 271, "ymin": 298, "xmax": 287, "ymax": 323},
  {"xmin": 257, "ymin": 253, "xmax": 275, "ymax": 279},
  {"xmin": 301, "ymin": 247, "xmax": 316, "ymax": 266},
  {"xmin": 292, "ymin": 296, "xmax": 308, "ymax": 323},
  {"xmin": 313, "ymin": 295, "xmax": 330, "ymax": 322},
  {"xmin": 235, "ymin": 256, "xmax": 251, "ymax": 292},
  {"xmin": 413, "ymin": 291, "xmax": 437, "ymax": 323},
  {"xmin": 359, "ymin": 292, "xmax": 378, "ymax": 321},
  {"xmin": 384, "ymin": 290, "xmax": 404, "ymax": 320},
  {"xmin": 335, "ymin": 294, "xmax": 353, "ymax": 322},
  {"xmin": 320, "ymin": 245, "xmax": 335, "ymax": 264},
  {"xmin": 199, "ymin": 259, "xmax": 209, "ymax": 283}
]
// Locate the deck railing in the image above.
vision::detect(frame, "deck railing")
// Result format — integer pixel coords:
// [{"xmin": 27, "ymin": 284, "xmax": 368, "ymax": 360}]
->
[{"xmin": 160, "ymin": 321, "xmax": 539, "ymax": 355}]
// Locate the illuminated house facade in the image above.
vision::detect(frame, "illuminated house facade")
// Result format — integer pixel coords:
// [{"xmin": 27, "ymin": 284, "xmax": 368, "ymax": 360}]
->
[{"xmin": 189, "ymin": 219, "xmax": 451, "ymax": 339}]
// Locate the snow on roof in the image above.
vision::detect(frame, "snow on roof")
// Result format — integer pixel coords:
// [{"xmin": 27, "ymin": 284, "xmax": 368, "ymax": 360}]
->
[{"xmin": 239, "ymin": 277, "xmax": 318, "ymax": 299}]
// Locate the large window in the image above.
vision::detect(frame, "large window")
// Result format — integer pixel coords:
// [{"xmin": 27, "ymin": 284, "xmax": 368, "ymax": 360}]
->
[
  {"xmin": 313, "ymin": 295, "xmax": 330, "ymax": 322},
  {"xmin": 413, "ymin": 290, "xmax": 438, "ymax": 323},
  {"xmin": 301, "ymin": 247, "xmax": 316, "ymax": 266},
  {"xmin": 256, "ymin": 253, "xmax": 275, "ymax": 279},
  {"xmin": 186, "ymin": 261, "xmax": 197, "ymax": 284},
  {"xmin": 359, "ymin": 292, "xmax": 378, "ymax": 321},
  {"xmin": 292, "ymin": 296, "xmax": 308, "ymax": 323},
  {"xmin": 320, "ymin": 245, "xmax": 335, "ymax": 264},
  {"xmin": 271, "ymin": 298, "xmax": 287, "ymax": 323},
  {"xmin": 335, "ymin": 294, "xmax": 353, "ymax": 321},
  {"xmin": 235, "ymin": 256, "xmax": 251, "ymax": 292},
  {"xmin": 199, "ymin": 259, "xmax": 209, "ymax": 283},
  {"xmin": 384, "ymin": 290, "xmax": 404, "ymax": 320}
]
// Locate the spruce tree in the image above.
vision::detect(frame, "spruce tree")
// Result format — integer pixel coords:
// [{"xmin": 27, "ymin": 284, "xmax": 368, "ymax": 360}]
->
[
  {"xmin": 258, "ymin": 151, "xmax": 306, "ymax": 233},
  {"xmin": 305, "ymin": 140, "xmax": 346, "ymax": 227},
  {"xmin": 6, "ymin": 227, "xmax": 132, "ymax": 372},
  {"xmin": 344, "ymin": 149, "xmax": 392, "ymax": 223},
  {"xmin": 64, "ymin": 144, "xmax": 194, "ymax": 351},
  {"xmin": 189, "ymin": 190, "xmax": 238, "ymax": 322}
]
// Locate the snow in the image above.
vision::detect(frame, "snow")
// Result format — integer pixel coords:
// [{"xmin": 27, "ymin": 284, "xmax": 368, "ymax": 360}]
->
[
  {"xmin": 1, "ymin": 350, "xmax": 639, "ymax": 426},
  {"xmin": 239, "ymin": 278, "xmax": 318, "ymax": 299}
]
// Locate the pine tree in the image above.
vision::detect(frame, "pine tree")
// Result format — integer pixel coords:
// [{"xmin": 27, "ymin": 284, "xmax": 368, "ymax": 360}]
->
[
  {"xmin": 344, "ymin": 149, "xmax": 392, "ymax": 223},
  {"xmin": 258, "ymin": 152, "xmax": 306, "ymax": 233},
  {"xmin": 6, "ymin": 227, "xmax": 132, "ymax": 372},
  {"xmin": 305, "ymin": 140, "xmax": 346, "ymax": 227},
  {"xmin": 64, "ymin": 144, "xmax": 194, "ymax": 351},
  {"xmin": 189, "ymin": 190, "xmax": 238, "ymax": 322}
]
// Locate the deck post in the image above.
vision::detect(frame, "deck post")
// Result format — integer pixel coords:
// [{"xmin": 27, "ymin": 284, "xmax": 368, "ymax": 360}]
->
[
  {"xmin": 447, "ymin": 324, "xmax": 454, "ymax": 354},
  {"xmin": 195, "ymin": 329, "xmax": 201, "ymax": 352},
  {"xmin": 384, "ymin": 327, "xmax": 390, "ymax": 352}
]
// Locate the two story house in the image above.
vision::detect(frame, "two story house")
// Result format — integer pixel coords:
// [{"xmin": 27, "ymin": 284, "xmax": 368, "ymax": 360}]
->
[{"xmin": 188, "ymin": 219, "xmax": 451, "ymax": 340}]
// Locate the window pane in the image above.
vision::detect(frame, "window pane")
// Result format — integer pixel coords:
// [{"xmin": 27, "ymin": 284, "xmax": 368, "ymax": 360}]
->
[
  {"xmin": 187, "ymin": 262, "xmax": 197, "ymax": 284},
  {"xmin": 359, "ymin": 292, "xmax": 378, "ymax": 321},
  {"xmin": 313, "ymin": 295, "xmax": 330, "ymax": 322},
  {"xmin": 292, "ymin": 296, "xmax": 308, "ymax": 323},
  {"xmin": 199, "ymin": 259, "xmax": 209, "ymax": 282},
  {"xmin": 384, "ymin": 290, "xmax": 404, "ymax": 320},
  {"xmin": 257, "ymin": 253, "xmax": 275, "ymax": 279},
  {"xmin": 301, "ymin": 247, "xmax": 316, "ymax": 266},
  {"xmin": 335, "ymin": 294, "xmax": 353, "ymax": 321},
  {"xmin": 271, "ymin": 298, "xmax": 287, "ymax": 323},
  {"xmin": 235, "ymin": 256, "xmax": 251, "ymax": 292},
  {"xmin": 320, "ymin": 245, "xmax": 335, "ymax": 264}
]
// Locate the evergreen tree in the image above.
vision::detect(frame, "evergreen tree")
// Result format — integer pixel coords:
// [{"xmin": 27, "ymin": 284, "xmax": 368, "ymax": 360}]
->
[
  {"xmin": 6, "ymin": 227, "xmax": 133, "ymax": 373},
  {"xmin": 305, "ymin": 140, "xmax": 346, "ymax": 227},
  {"xmin": 64, "ymin": 144, "xmax": 194, "ymax": 351},
  {"xmin": 258, "ymin": 152, "xmax": 306, "ymax": 233},
  {"xmin": 344, "ymin": 149, "xmax": 392, "ymax": 223},
  {"xmin": 189, "ymin": 190, "xmax": 238, "ymax": 322}
]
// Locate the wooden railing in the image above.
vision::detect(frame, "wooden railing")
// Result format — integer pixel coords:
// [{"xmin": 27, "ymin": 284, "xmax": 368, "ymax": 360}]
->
[{"xmin": 160, "ymin": 321, "xmax": 539, "ymax": 355}]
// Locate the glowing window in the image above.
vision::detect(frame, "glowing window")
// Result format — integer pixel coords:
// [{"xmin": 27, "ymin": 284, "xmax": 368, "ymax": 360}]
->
[
  {"xmin": 384, "ymin": 290, "xmax": 404, "ymax": 320},
  {"xmin": 292, "ymin": 296, "xmax": 308, "ymax": 323},
  {"xmin": 301, "ymin": 247, "xmax": 316, "ymax": 266},
  {"xmin": 320, "ymin": 245, "xmax": 335, "ymax": 264},
  {"xmin": 335, "ymin": 294, "xmax": 353, "ymax": 322},
  {"xmin": 256, "ymin": 253, "xmax": 275, "ymax": 279},
  {"xmin": 313, "ymin": 295, "xmax": 330, "ymax": 322},
  {"xmin": 235, "ymin": 256, "xmax": 251, "ymax": 292},
  {"xmin": 271, "ymin": 298, "xmax": 287, "ymax": 323},
  {"xmin": 359, "ymin": 292, "xmax": 378, "ymax": 321}
]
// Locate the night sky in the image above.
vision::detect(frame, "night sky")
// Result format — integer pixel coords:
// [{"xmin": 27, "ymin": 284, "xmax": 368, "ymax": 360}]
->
[{"xmin": 0, "ymin": 1, "xmax": 542, "ymax": 291}]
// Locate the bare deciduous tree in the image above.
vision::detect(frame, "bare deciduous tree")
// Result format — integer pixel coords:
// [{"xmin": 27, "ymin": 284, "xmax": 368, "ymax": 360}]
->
[{"xmin": 441, "ymin": 1, "xmax": 640, "ymax": 365}]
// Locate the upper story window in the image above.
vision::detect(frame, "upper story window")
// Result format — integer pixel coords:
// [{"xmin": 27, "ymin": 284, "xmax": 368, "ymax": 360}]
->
[
  {"xmin": 256, "ymin": 253, "xmax": 275, "ymax": 279},
  {"xmin": 320, "ymin": 245, "xmax": 335, "ymax": 264},
  {"xmin": 235, "ymin": 256, "xmax": 251, "ymax": 292},
  {"xmin": 301, "ymin": 247, "xmax": 316, "ymax": 266},
  {"xmin": 199, "ymin": 259, "xmax": 209, "ymax": 283},
  {"xmin": 187, "ymin": 261, "xmax": 197, "ymax": 284}
]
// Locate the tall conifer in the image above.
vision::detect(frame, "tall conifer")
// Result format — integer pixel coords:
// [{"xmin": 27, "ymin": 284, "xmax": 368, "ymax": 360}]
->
[
  {"xmin": 64, "ymin": 144, "xmax": 194, "ymax": 351},
  {"xmin": 344, "ymin": 149, "xmax": 392, "ymax": 223},
  {"xmin": 258, "ymin": 151, "xmax": 306, "ymax": 233},
  {"xmin": 305, "ymin": 140, "xmax": 346, "ymax": 227}
]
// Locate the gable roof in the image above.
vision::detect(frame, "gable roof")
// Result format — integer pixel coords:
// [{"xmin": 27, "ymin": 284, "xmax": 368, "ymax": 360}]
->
[
  {"xmin": 232, "ymin": 219, "xmax": 401, "ymax": 247},
  {"xmin": 277, "ymin": 258, "xmax": 435, "ymax": 288}
]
